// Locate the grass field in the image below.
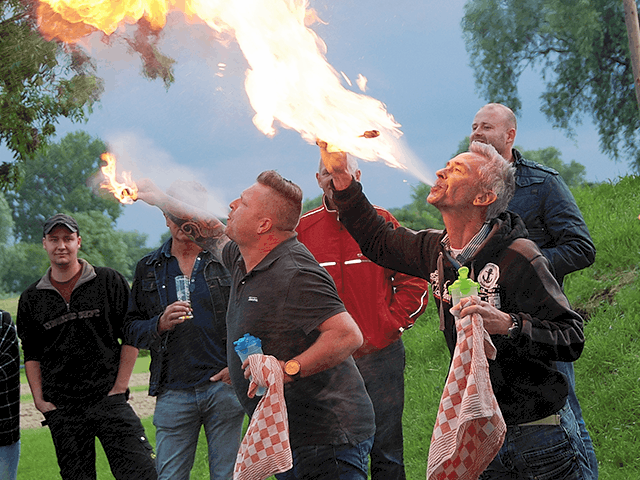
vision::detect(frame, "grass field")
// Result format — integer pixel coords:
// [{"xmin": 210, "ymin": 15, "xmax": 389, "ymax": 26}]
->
[{"xmin": 7, "ymin": 175, "xmax": 640, "ymax": 478}]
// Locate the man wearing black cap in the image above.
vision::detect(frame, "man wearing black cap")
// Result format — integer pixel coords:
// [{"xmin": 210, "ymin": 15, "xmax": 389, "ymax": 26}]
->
[{"xmin": 17, "ymin": 213, "xmax": 158, "ymax": 480}]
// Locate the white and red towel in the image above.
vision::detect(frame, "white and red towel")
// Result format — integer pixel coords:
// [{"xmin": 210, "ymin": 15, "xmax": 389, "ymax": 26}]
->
[
  {"xmin": 234, "ymin": 355, "xmax": 293, "ymax": 480},
  {"xmin": 427, "ymin": 313, "xmax": 506, "ymax": 480}
]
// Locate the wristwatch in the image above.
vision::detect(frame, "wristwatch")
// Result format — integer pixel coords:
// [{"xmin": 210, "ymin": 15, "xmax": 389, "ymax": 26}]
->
[
  {"xmin": 284, "ymin": 359, "xmax": 301, "ymax": 380},
  {"xmin": 507, "ymin": 314, "xmax": 521, "ymax": 339}
]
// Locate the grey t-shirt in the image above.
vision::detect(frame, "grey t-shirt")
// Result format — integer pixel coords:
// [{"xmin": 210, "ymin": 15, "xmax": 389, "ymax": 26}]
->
[{"xmin": 223, "ymin": 237, "xmax": 375, "ymax": 448}]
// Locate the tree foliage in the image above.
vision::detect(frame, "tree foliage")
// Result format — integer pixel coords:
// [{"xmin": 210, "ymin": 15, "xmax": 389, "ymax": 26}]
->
[
  {"xmin": 73, "ymin": 210, "xmax": 149, "ymax": 280},
  {"xmin": 0, "ymin": 211, "xmax": 150, "ymax": 294},
  {"xmin": 5, "ymin": 131, "xmax": 122, "ymax": 242},
  {"xmin": 389, "ymin": 184, "xmax": 444, "ymax": 231},
  {"xmin": 302, "ymin": 194, "xmax": 323, "ymax": 214},
  {"xmin": 520, "ymin": 145, "xmax": 587, "ymax": 187},
  {"xmin": 462, "ymin": 0, "xmax": 640, "ymax": 172},
  {"xmin": 454, "ymin": 136, "xmax": 587, "ymax": 186},
  {"xmin": 0, "ymin": 192, "xmax": 17, "ymax": 294},
  {"xmin": 0, "ymin": 191, "xmax": 13, "ymax": 245},
  {"xmin": 0, "ymin": 242, "xmax": 50, "ymax": 294},
  {"xmin": 0, "ymin": 0, "xmax": 105, "ymax": 188}
]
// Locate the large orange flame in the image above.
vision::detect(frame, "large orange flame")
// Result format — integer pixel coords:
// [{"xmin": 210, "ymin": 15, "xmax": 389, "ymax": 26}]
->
[
  {"xmin": 100, "ymin": 152, "xmax": 138, "ymax": 204},
  {"xmin": 37, "ymin": 0, "xmax": 433, "ymax": 184}
]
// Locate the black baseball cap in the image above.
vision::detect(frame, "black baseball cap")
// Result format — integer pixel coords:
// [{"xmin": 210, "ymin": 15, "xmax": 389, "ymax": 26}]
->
[{"xmin": 43, "ymin": 214, "xmax": 79, "ymax": 237}]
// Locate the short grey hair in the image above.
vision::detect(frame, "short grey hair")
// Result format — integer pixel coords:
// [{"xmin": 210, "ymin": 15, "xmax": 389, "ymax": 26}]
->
[{"xmin": 469, "ymin": 141, "xmax": 516, "ymax": 220}]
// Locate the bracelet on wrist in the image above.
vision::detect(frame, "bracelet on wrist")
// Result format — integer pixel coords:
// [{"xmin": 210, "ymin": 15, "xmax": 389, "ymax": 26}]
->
[{"xmin": 507, "ymin": 313, "xmax": 521, "ymax": 339}]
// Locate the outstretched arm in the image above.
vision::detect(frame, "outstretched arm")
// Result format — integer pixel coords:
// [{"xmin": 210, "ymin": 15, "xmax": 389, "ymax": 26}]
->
[{"xmin": 135, "ymin": 178, "xmax": 230, "ymax": 259}]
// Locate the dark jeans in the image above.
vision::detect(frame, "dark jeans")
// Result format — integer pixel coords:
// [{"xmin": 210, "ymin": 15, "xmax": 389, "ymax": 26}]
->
[
  {"xmin": 557, "ymin": 361, "xmax": 598, "ymax": 479},
  {"xmin": 43, "ymin": 393, "xmax": 157, "ymax": 480},
  {"xmin": 355, "ymin": 339, "xmax": 406, "ymax": 480},
  {"xmin": 276, "ymin": 341, "xmax": 405, "ymax": 480},
  {"xmin": 479, "ymin": 403, "xmax": 590, "ymax": 479},
  {"xmin": 277, "ymin": 436, "xmax": 374, "ymax": 480}
]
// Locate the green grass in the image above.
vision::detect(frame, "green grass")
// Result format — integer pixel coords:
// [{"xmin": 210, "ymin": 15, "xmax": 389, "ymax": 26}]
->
[
  {"xmin": 13, "ymin": 175, "xmax": 640, "ymax": 478},
  {"xmin": 17, "ymin": 412, "xmax": 257, "ymax": 479},
  {"xmin": 133, "ymin": 355, "xmax": 151, "ymax": 374},
  {"xmin": 0, "ymin": 296, "xmax": 18, "ymax": 319},
  {"xmin": 564, "ymin": 175, "xmax": 640, "ymax": 478},
  {"xmin": 402, "ymin": 303, "xmax": 449, "ymax": 478}
]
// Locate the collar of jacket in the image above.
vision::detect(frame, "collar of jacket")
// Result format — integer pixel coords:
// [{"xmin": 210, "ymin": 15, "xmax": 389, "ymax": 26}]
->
[{"xmin": 36, "ymin": 258, "xmax": 96, "ymax": 292}]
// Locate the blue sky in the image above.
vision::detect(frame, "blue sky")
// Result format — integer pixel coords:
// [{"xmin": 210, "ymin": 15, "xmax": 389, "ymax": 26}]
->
[{"xmin": 2, "ymin": 0, "xmax": 632, "ymax": 245}]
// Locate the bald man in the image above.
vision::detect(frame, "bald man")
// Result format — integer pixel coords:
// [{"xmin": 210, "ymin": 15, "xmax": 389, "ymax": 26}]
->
[{"xmin": 470, "ymin": 103, "xmax": 597, "ymax": 478}]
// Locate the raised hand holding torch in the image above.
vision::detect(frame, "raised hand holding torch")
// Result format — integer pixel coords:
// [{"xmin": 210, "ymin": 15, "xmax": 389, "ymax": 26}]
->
[{"xmin": 317, "ymin": 139, "xmax": 352, "ymax": 191}]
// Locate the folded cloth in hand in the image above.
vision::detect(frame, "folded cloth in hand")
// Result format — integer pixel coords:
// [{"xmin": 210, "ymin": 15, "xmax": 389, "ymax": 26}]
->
[
  {"xmin": 427, "ymin": 313, "xmax": 506, "ymax": 480},
  {"xmin": 234, "ymin": 354, "xmax": 293, "ymax": 480}
]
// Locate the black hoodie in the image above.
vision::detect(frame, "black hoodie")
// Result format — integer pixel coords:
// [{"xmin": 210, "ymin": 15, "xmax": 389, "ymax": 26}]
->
[{"xmin": 334, "ymin": 180, "xmax": 584, "ymax": 424}]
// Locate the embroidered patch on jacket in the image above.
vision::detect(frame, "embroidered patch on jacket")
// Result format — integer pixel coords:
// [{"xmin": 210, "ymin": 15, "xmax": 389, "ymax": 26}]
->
[
  {"xmin": 478, "ymin": 263, "xmax": 501, "ymax": 309},
  {"xmin": 248, "ymin": 296, "xmax": 258, "ymax": 302},
  {"xmin": 430, "ymin": 270, "xmax": 453, "ymax": 304}
]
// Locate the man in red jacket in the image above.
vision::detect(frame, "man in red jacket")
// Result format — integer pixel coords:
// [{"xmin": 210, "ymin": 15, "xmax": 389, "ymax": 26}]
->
[{"xmin": 296, "ymin": 156, "xmax": 430, "ymax": 480}]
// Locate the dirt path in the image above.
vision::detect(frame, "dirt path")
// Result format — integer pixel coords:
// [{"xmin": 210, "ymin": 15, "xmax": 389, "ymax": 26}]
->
[{"xmin": 20, "ymin": 372, "xmax": 156, "ymax": 430}]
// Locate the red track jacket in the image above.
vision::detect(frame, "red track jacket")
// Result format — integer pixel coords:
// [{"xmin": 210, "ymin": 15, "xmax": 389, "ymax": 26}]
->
[{"xmin": 297, "ymin": 201, "xmax": 429, "ymax": 358}]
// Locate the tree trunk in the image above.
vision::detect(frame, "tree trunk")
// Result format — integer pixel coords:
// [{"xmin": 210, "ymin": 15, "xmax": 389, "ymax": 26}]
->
[{"xmin": 623, "ymin": 0, "xmax": 640, "ymax": 113}]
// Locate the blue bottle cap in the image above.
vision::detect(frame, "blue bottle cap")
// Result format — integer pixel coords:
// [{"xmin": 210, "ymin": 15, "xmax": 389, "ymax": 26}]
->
[{"xmin": 233, "ymin": 333, "xmax": 262, "ymax": 353}]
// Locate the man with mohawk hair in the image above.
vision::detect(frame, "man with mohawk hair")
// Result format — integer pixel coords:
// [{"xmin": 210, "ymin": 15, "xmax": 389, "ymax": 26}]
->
[{"xmin": 136, "ymin": 171, "xmax": 375, "ymax": 480}]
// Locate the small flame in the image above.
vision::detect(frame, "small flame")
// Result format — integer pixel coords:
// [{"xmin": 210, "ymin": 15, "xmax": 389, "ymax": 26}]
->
[{"xmin": 100, "ymin": 152, "xmax": 138, "ymax": 204}]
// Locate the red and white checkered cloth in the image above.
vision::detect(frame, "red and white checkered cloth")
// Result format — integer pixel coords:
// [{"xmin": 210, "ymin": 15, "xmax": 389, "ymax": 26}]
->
[
  {"xmin": 427, "ymin": 313, "xmax": 506, "ymax": 480},
  {"xmin": 234, "ymin": 354, "xmax": 293, "ymax": 480}
]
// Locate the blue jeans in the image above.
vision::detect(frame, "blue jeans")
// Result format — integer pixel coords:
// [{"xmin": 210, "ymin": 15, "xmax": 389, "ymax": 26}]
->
[
  {"xmin": 154, "ymin": 381, "xmax": 245, "ymax": 480},
  {"xmin": 43, "ymin": 393, "xmax": 157, "ymax": 480},
  {"xmin": 0, "ymin": 440, "xmax": 19, "ymax": 480},
  {"xmin": 479, "ymin": 403, "xmax": 590, "ymax": 479},
  {"xmin": 355, "ymin": 340, "xmax": 406, "ymax": 480},
  {"xmin": 276, "ymin": 436, "xmax": 373, "ymax": 480},
  {"xmin": 557, "ymin": 361, "xmax": 598, "ymax": 478}
]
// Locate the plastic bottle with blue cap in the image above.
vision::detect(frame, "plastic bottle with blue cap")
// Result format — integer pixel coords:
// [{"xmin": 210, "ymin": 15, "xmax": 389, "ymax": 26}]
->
[{"xmin": 233, "ymin": 334, "xmax": 266, "ymax": 396}]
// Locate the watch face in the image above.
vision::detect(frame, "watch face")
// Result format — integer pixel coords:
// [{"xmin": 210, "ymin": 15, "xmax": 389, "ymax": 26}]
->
[{"xmin": 285, "ymin": 360, "xmax": 301, "ymax": 376}]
